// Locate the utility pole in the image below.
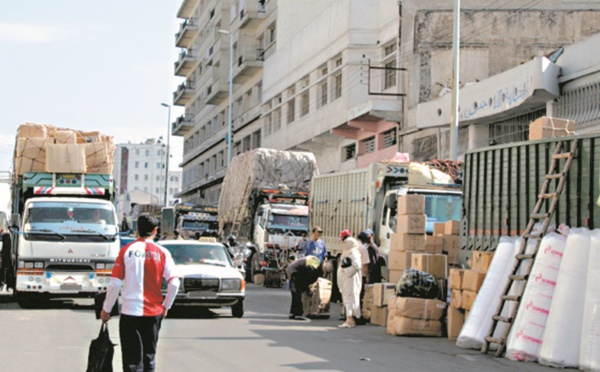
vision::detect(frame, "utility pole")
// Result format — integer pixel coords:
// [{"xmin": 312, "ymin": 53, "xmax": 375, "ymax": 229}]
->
[{"xmin": 450, "ymin": 0, "xmax": 460, "ymax": 161}]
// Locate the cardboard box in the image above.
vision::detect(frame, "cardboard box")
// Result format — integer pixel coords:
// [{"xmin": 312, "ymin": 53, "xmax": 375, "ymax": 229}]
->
[
  {"xmin": 45, "ymin": 144, "xmax": 87, "ymax": 173},
  {"xmin": 437, "ymin": 278, "xmax": 448, "ymax": 302},
  {"xmin": 362, "ymin": 284, "xmax": 374, "ymax": 319},
  {"xmin": 433, "ymin": 223, "xmax": 445, "ymax": 236},
  {"xmin": 449, "ymin": 269, "xmax": 465, "ymax": 290},
  {"xmin": 390, "ymin": 233, "xmax": 425, "ymax": 252},
  {"xmin": 444, "ymin": 220, "xmax": 460, "ymax": 235},
  {"xmin": 53, "ymin": 129, "xmax": 78, "ymax": 144},
  {"xmin": 17, "ymin": 123, "xmax": 50, "ymax": 138},
  {"xmin": 14, "ymin": 137, "xmax": 53, "ymax": 175},
  {"xmin": 411, "ymin": 253, "xmax": 448, "ymax": 279},
  {"xmin": 388, "ymin": 269, "xmax": 403, "ymax": 285},
  {"xmin": 397, "ymin": 214, "xmax": 426, "ymax": 234},
  {"xmin": 388, "ymin": 250, "xmax": 414, "ymax": 271},
  {"xmin": 373, "ymin": 283, "xmax": 397, "ymax": 307},
  {"xmin": 450, "ymin": 289, "xmax": 462, "ymax": 309},
  {"xmin": 85, "ymin": 142, "xmax": 115, "ymax": 174},
  {"xmin": 462, "ymin": 270, "xmax": 486, "ymax": 292},
  {"xmin": 397, "ymin": 195, "xmax": 425, "ymax": 215},
  {"xmin": 443, "ymin": 235, "xmax": 460, "ymax": 254},
  {"xmin": 388, "ymin": 296, "xmax": 446, "ymax": 320},
  {"xmin": 472, "ymin": 251, "xmax": 494, "ymax": 274},
  {"xmin": 462, "ymin": 290, "xmax": 477, "ymax": 310},
  {"xmin": 529, "ymin": 116, "xmax": 575, "ymax": 141},
  {"xmin": 253, "ymin": 273, "xmax": 265, "ymax": 286},
  {"xmin": 447, "ymin": 306, "xmax": 465, "ymax": 340},
  {"xmin": 370, "ymin": 306, "xmax": 388, "ymax": 326},
  {"xmin": 425, "ymin": 235, "xmax": 443, "ymax": 254},
  {"xmin": 387, "ymin": 316, "xmax": 442, "ymax": 337}
]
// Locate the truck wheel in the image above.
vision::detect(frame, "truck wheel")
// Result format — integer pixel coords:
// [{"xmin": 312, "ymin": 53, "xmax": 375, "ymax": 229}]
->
[
  {"xmin": 231, "ymin": 300, "xmax": 244, "ymax": 318},
  {"xmin": 16, "ymin": 292, "xmax": 46, "ymax": 309}
]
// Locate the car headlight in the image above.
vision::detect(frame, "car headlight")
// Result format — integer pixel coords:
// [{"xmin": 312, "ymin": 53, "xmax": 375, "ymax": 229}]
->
[
  {"xmin": 24, "ymin": 262, "xmax": 34, "ymax": 269},
  {"xmin": 221, "ymin": 279, "xmax": 241, "ymax": 291},
  {"xmin": 34, "ymin": 262, "xmax": 44, "ymax": 269}
]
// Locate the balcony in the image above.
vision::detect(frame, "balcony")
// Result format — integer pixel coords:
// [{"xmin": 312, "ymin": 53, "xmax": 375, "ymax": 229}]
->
[
  {"xmin": 177, "ymin": 0, "xmax": 199, "ymax": 18},
  {"xmin": 173, "ymin": 81, "xmax": 195, "ymax": 106},
  {"xmin": 232, "ymin": 47, "xmax": 264, "ymax": 83},
  {"xmin": 175, "ymin": 18, "xmax": 199, "ymax": 49},
  {"xmin": 172, "ymin": 114, "xmax": 194, "ymax": 136},
  {"xmin": 174, "ymin": 49, "xmax": 197, "ymax": 77},
  {"xmin": 237, "ymin": 0, "xmax": 267, "ymax": 29},
  {"xmin": 204, "ymin": 66, "xmax": 228, "ymax": 105}
]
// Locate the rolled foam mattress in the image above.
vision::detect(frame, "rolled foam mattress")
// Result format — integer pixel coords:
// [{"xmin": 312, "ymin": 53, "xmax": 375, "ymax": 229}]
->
[
  {"xmin": 580, "ymin": 229, "xmax": 600, "ymax": 371},
  {"xmin": 505, "ymin": 232, "xmax": 567, "ymax": 362},
  {"xmin": 539, "ymin": 228, "xmax": 591, "ymax": 368},
  {"xmin": 455, "ymin": 237, "xmax": 519, "ymax": 350}
]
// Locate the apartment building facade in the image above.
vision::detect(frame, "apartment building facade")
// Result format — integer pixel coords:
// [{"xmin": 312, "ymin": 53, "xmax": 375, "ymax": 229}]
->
[
  {"xmin": 113, "ymin": 139, "xmax": 182, "ymax": 218},
  {"xmin": 172, "ymin": 0, "xmax": 272, "ymax": 206}
]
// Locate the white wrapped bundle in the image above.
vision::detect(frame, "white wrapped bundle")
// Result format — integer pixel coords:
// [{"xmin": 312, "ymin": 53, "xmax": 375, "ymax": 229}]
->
[
  {"xmin": 539, "ymin": 228, "xmax": 591, "ymax": 367},
  {"xmin": 580, "ymin": 229, "xmax": 600, "ymax": 371},
  {"xmin": 456, "ymin": 237, "xmax": 519, "ymax": 350},
  {"xmin": 505, "ymin": 232, "xmax": 567, "ymax": 362}
]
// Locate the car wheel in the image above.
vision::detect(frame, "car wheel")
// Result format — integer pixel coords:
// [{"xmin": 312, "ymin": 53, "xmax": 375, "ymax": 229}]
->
[{"xmin": 231, "ymin": 300, "xmax": 244, "ymax": 318}]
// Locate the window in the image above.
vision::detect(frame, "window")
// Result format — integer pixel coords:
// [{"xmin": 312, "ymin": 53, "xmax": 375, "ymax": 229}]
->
[
  {"xmin": 252, "ymin": 129, "xmax": 261, "ymax": 148},
  {"xmin": 273, "ymin": 109, "xmax": 281, "ymax": 131},
  {"xmin": 134, "ymin": 174, "xmax": 139, "ymax": 181},
  {"xmin": 156, "ymin": 187, "xmax": 160, "ymax": 193},
  {"xmin": 384, "ymin": 42, "xmax": 397, "ymax": 57},
  {"xmin": 333, "ymin": 73, "xmax": 342, "ymax": 100},
  {"xmin": 156, "ymin": 162, "xmax": 161, "ymax": 169},
  {"xmin": 242, "ymin": 135, "xmax": 251, "ymax": 152},
  {"xmin": 135, "ymin": 149, "xmax": 140, "ymax": 155},
  {"xmin": 287, "ymin": 100, "xmax": 295, "ymax": 123},
  {"xmin": 134, "ymin": 161, "xmax": 139, "ymax": 168},
  {"xmin": 343, "ymin": 144, "xmax": 356, "ymax": 161},
  {"xmin": 361, "ymin": 136, "xmax": 376, "ymax": 154},
  {"xmin": 335, "ymin": 57, "xmax": 343, "ymax": 68},
  {"xmin": 382, "ymin": 128, "xmax": 397, "ymax": 148},
  {"xmin": 264, "ymin": 114, "xmax": 272, "ymax": 136},
  {"xmin": 144, "ymin": 175, "xmax": 149, "ymax": 181},
  {"xmin": 384, "ymin": 61, "xmax": 397, "ymax": 90},
  {"xmin": 144, "ymin": 162, "xmax": 149, "ymax": 169},
  {"xmin": 156, "ymin": 150, "xmax": 160, "ymax": 156},
  {"xmin": 300, "ymin": 91, "xmax": 309, "ymax": 117},
  {"xmin": 268, "ymin": 22, "xmax": 276, "ymax": 44},
  {"xmin": 145, "ymin": 150, "xmax": 149, "ymax": 156},
  {"xmin": 319, "ymin": 81, "xmax": 328, "ymax": 108}
]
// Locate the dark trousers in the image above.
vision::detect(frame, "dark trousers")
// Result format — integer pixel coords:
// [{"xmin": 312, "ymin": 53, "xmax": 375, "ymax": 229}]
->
[
  {"xmin": 289, "ymin": 274, "xmax": 304, "ymax": 316},
  {"xmin": 119, "ymin": 314, "xmax": 163, "ymax": 372}
]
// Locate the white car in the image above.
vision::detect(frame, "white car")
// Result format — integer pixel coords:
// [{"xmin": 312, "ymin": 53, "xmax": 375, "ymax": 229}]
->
[{"xmin": 160, "ymin": 240, "xmax": 245, "ymax": 318}]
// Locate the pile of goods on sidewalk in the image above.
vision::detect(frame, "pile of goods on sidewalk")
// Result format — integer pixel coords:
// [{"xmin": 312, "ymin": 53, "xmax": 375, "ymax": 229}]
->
[{"xmin": 14, "ymin": 123, "xmax": 115, "ymax": 176}]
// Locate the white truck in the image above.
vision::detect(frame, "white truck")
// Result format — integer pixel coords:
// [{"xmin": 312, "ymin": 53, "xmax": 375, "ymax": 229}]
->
[
  {"xmin": 8, "ymin": 124, "xmax": 119, "ymax": 308},
  {"xmin": 217, "ymin": 148, "xmax": 319, "ymax": 279},
  {"xmin": 309, "ymin": 161, "xmax": 462, "ymax": 256}
]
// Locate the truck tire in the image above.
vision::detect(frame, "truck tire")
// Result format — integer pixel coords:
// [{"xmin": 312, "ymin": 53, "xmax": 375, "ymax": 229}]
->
[
  {"xmin": 16, "ymin": 292, "xmax": 47, "ymax": 309},
  {"xmin": 231, "ymin": 300, "xmax": 244, "ymax": 318}
]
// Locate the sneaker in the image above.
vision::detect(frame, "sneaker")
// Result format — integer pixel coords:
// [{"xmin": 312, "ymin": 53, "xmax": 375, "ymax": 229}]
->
[
  {"xmin": 338, "ymin": 323, "xmax": 355, "ymax": 328},
  {"xmin": 292, "ymin": 316, "xmax": 310, "ymax": 321}
]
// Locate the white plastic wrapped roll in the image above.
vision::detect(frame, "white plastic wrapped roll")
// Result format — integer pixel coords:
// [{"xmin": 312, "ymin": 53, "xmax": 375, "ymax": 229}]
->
[
  {"xmin": 455, "ymin": 237, "xmax": 519, "ymax": 350},
  {"xmin": 539, "ymin": 228, "xmax": 591, "ymax": 367},
  {"xmin": 580, "ymin": 229, "xmax": 600, "ymax": 371},
  {"xmin": 505, "ymin": 232, "xmax": 567, "ymax": 362}
]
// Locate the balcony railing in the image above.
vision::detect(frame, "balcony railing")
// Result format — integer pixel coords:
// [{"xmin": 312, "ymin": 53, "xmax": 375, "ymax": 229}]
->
[{"xmin": 175, "ymin": 18, "xmax": 198, "ymax": 48}]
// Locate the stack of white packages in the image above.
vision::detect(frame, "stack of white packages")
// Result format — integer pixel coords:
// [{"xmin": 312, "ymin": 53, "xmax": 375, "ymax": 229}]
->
[
  {"xmin": 580, "ymin": 229, "xmax": 600, "ymax": 371},
  {"xmin": 456, "ymin": 237, "xmax": 519, "ymax": 350},
  {"xmin": 539, "ymin": 228, "xmax": 591, "ymax": 367},
  {"xmin": 505, "ymin": 232, "xmax": 567, "ymax": 362}
]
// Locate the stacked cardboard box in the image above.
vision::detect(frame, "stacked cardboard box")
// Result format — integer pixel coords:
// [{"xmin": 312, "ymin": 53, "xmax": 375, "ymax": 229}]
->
[
  {"xmin": 446, "ymin": 251, "xmax": 494, "ymax": 339},
  {"xmin": 388, "ymin": 195, "xmax": 426, "ymax": 283},
  {"xmin": 362, "ymin": 284, "xmax": 374, "ymax": 320},
  {"xmin": 14, "ymin": 123, "xmax": 115, "ymax": 176},
  {"xmin": 362, "ymin": 283, "xmax": 396, "ymax": 326},
  {"xmin": 387, "ymin": 297, "xmax": 447, "ymax": 336},
  {"xmin": 433, "ymin": 220, "xmax": 461, "ymax": 266}
]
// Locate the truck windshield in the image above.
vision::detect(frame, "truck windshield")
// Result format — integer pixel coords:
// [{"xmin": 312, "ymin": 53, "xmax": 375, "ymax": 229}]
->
[
  {"xmin": 24, "ymin": 202, "xmax": 117, "ymax": 242},
  {"xmin": 182, "ymin": 220, "xmax": 218, "ymax": 230},
  {"xmin": 266, "ymin": 213, "xmax": 309, "ymax": 236},
  {"xmin": 423, "ymin": 194, "xmax": 462, "ymax": 233}
]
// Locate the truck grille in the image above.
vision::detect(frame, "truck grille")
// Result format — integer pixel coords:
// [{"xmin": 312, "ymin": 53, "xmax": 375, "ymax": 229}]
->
[{"xmin": 184, "ymin": 278, "xmax": 219, "ymax": 292}]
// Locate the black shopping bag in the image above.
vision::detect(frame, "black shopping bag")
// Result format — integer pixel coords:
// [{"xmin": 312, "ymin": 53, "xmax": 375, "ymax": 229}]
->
[
  {"xmin": 94, "ymin": 292, "xmax": 119, "ymax": 320},
  {"xmin": 86, "ymin": 323, "xmax": 115, "ymax": 372}
]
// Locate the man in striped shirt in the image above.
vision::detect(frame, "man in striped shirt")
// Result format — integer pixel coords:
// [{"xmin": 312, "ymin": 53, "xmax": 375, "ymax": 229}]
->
[{"xmin": 101, "ymin": 213, "xmax": 180, "ymax": 372}]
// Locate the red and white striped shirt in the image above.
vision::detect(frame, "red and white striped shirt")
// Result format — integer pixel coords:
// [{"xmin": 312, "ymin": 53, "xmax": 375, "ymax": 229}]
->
[{"xmin": 107, "ymin": 239, "xmax": 178, "ymax": 317}]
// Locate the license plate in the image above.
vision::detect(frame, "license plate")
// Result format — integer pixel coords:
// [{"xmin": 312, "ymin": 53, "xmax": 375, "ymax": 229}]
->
[
  {"xmin": 60, "ymin": 284, "xmax": 82, "ymax": 291},
  {"xmin": 189, "ymin": 291, "xmax": 216, "ymax": 299}
]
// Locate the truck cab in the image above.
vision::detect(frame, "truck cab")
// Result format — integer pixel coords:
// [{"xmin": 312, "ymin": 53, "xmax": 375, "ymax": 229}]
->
[{"xmin": 378, "ymin": 186, "xmax": 462, "ymax": 254}]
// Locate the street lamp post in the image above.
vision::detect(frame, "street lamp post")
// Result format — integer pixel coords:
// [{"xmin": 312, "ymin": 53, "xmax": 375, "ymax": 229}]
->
[
  {"xmin": 218, "ymin": 29, "xmax": 234, "ymax": 166},
  {"xmin": 160, "ymin": 103, "xmax": 171, "ymax": 206}
]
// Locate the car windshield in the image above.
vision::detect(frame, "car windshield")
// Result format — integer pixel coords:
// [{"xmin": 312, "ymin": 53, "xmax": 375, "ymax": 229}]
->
[
  {"xmin": 267, "ymin": 213, "xmax": 308, "ymax": 228},
  {"xmin": 163, "ymin": 243, "xmax": 232, "ymax": 267}
]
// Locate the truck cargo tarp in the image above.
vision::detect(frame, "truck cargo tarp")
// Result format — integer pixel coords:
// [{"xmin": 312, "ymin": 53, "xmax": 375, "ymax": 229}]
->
[{"xmin": 218, "ymin": 148, "xmax": 318, "ymax": 224}]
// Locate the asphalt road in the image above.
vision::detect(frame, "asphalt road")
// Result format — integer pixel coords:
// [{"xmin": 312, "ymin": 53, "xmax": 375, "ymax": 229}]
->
[{"xmin": 0, "ymin": 285, "xmax": 554, "ymax": 371}]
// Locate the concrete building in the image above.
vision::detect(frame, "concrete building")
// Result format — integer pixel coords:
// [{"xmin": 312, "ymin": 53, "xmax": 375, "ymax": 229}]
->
[
  {"xmin": 113, "ymin": 138, "xmax": 182, "ymax": 219},
  {"xmin": 172, "ymin": 0, "xmax": 600, "ymax": 206},
  {"xmin": 399, "ymin": 0, "xmax": 600, "ymax": 159},
  {"xmin": 172, "ymin": 0, "xmax": 271, "ymax": 206}
]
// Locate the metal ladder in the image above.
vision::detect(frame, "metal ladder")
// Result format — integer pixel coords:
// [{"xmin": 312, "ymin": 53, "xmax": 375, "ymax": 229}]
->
[{"xmin": 481, "ymin": 138, "xmax": 578, "ymax": 357}]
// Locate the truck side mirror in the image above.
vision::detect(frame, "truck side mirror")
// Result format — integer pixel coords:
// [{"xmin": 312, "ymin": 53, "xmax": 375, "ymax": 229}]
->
[
  {"xmin": 11, "ymin": 213, "xmax": 20, "ymax": 230},
  {"xmin": 385, "ymin": 194, "xmax": 397, "ymax": 210}
]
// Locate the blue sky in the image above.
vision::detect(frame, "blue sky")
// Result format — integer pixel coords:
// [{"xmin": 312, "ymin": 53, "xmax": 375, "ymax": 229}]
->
[
  {"xmin": 0, "ymin": 0, "xmax": 186, "ymax": 176},
  {"xmin": 0, "ymin": 0, "xmax": 188, "ymax": 214}
]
